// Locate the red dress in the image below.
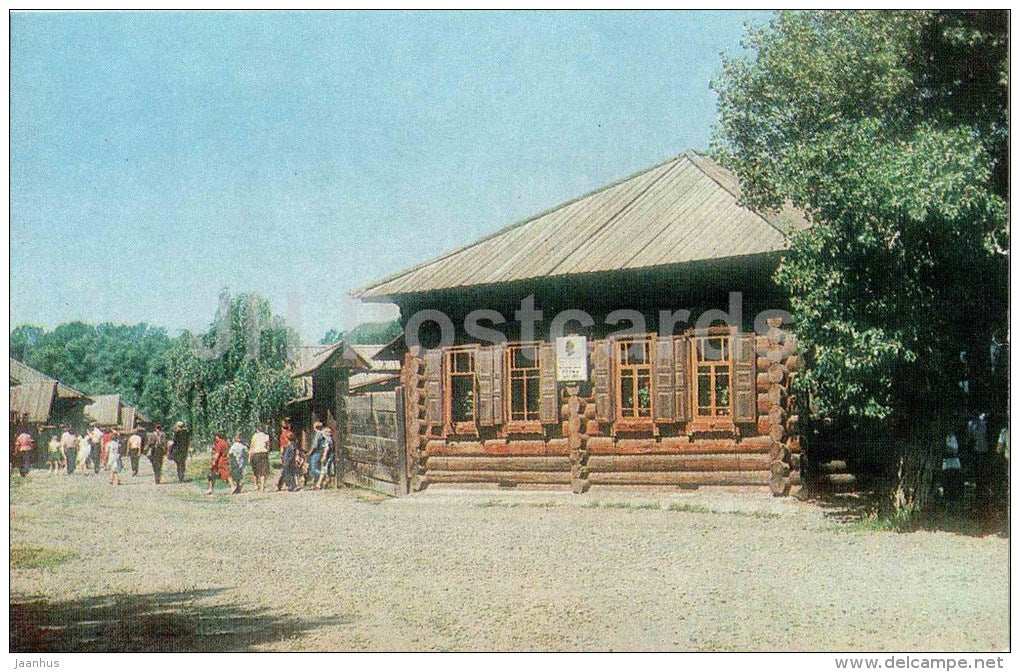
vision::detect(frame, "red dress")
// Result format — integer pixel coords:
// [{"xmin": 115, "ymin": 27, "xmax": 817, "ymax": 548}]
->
[{"xmin": 211, "ymin": 437, "xmax": 230, "ymax": 481}]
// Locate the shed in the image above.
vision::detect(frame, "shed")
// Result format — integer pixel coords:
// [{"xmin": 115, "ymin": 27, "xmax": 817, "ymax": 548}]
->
[{"xmin": 287, "ymin": 342, "xmax": 372, "ymax": 452}]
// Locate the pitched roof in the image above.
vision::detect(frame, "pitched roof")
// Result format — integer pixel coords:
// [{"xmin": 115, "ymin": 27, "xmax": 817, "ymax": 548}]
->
[
  {"xmin": 9, "ymin": 358, "xmax": 88, "ymax": 399},
  {"xmin": 85, "ymin": 394, "xmax": 122, "ymax": 426},
  {"xmin": 353, "ymin": 151, "xmax": 809, "ymax": 300},
  {"xmin": 350, "ymin": 344, "xmax": 402, "ymax": 372},
  {"xmin": 10, "ymin": 382, "xmax": 57, "ymax": 423},
  {"xmin": 349, "ymin": 372, "xmax": 400, "ymax": 393},
  {"xmin": 291, "ymin": 342, "xmax": 373, "ymax": 378}
]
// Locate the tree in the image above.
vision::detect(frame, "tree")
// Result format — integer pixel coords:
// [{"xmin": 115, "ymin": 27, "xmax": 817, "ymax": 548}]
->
[
  {"xmin": 11, "ymin": 321, "xmax": 174, "ymax": 418},
  {"xmin": 319, "ymin": 319, "xmax": 402, "ymax": 345},
  {"xmin": 711, "ymin": 10, "xmax": 1008, "ymax": 515},
  {"xmin": 162, "ymin": 292, "xmax": 298, "ymax": 442},
  {"xmin": 10, "ymin": 325, "xmax": 44, "ymax": 361}
]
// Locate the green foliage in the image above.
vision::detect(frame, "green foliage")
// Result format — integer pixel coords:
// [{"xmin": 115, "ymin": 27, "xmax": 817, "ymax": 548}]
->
[
  {"xmin": 320, "ymin": 320, "xmax": 402, "ymax": 345},
  {"xmin": 711, "ymin": 10, "xmax": 1008, "ymax": 426},
  {"xmin": 162, "ymin": 292, "xmax": 298, "ymax": 442},
  {"xmin": 10, "ymin": 321, "xmax": 174, "ymax": 417},
  {"xmin": 9, "ymin": 325, "xmax": 43, "ymax": 361}
]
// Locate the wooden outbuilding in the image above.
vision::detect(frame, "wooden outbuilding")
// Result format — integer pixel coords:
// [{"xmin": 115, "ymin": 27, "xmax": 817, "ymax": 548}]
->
[
  {"xmin": 84, "ymin": 394, "xmax": 151, "ymax": 433},
  {"xmin": 287, "ymin": 342, "xmax": 372, "ymax": 453},
  {"xmin": 9, "ymin": 358, "xmax": 92, "ymax": 463},
  {"xmin": 353, "ymin": 151, "xmax": 807, "ymax": 495}
]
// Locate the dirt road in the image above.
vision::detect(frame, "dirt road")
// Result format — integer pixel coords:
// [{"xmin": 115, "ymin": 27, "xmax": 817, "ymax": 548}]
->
[{"xmin": 9, "ymin": 461, "xmax": 1008, "ymax": 651}]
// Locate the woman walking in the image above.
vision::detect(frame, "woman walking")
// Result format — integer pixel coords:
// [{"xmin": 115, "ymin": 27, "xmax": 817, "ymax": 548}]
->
[
  {"xmin": 278, "ymin": 430, "xmax": 298, "ymax": 492},
  {"xmin": 207, "ymin": 432, "xmax": 231, "ymax": 495},
  {"xmin": 76, "ymin": 432, "xmax": 90, "ymax": 474},
  {"xmin": 106, "ymin": 431, "xmax": 123, "ymax": 485},
  {"xmin": 308, "ymin": 422, "xmax": 326, "ymax": 488},
  {"xmin": 14, "ymin": 431, "xmax": 34, "ymax": 477},
  {"xmin": 315, "ymin": 427, "xmax": 336, "ymax": 490},
  {"xmin": 228, "ymin": 434, "xmax": 248, "ymax": 494}
]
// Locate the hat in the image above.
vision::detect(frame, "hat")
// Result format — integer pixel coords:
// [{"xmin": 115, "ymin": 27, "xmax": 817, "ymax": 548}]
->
[{"xmin": 174, "ymin": 421, "xmax": 186, "ymax": 430}]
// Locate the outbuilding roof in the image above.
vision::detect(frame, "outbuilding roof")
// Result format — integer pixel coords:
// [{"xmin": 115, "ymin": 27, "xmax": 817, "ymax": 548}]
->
[
  {"xmin": 9, "ymin": 358, "xmax": 88, "ymax": 399},
  {"xmin": 291, "ymin": 342, "xmax": 373, "ymax": 378},
  {"xmin": 353, "ymin": 151, "xmax": 808, "ymax": 300},
  {"xmin": 10, "ymin": 382, "xmax": 57, "ymax": 423},
  {"xmin": 85, "ymin": 394, "xmax": 122, "ymax": 426}
]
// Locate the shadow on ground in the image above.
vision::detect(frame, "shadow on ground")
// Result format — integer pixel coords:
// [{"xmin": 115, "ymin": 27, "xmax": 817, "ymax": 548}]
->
[
  {"xmin": 11, "ymin": 588, "xmax": 345, "ymax": 652},
  {"xmin": 805, "ymin": 486, "xmax": 1009, "ymax": 538}
]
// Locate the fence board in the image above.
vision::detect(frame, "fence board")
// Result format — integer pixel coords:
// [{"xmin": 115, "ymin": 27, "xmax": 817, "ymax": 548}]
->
[{"xmin": 340, "ymin": 389, "xmax": 406, "ymax": 496}]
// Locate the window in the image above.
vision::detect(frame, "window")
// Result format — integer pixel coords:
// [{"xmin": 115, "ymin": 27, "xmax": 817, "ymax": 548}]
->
[
  {"xmin": 445, "ymin": 348, "xmax": 477, "ymax": 429},
  {"xmin": 507, "ymin": 343, "xmax": 541, "ymax": 423},
  {"xmin": 692, "ymin": 333, "xmax": 732, "ymax": 419},
  {"xmin": 615, "ymin": 336, "xmax": 653, "ymax": 420}
]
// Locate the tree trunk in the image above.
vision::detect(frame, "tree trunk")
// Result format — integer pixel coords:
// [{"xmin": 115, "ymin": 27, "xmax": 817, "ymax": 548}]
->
[{"xmin": 890, "ymin": 419, "xmax": 944, "ymax": 519}]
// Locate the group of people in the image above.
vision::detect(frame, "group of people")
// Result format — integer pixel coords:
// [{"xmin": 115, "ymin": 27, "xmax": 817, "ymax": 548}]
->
[
  {"xmin": 14, "ymin": 421, "xmax": 192, "ymax": 483},
  {"xmin": 203, "ymin": 420, "xmax": 337, "ymax": 494},
  {"xmin": 13, "ymin": 418, "xmax": 339, "ymax": 497}
]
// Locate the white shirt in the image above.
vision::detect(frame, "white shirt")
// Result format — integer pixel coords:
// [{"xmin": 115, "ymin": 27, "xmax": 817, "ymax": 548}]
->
[{"xmin": 250, "ymin": 431, "xmax": 270, "ymax": 454}]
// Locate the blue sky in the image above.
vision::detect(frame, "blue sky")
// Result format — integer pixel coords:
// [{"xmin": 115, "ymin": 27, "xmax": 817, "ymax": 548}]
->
[{"xmin": 11, "ymin": 10, "xmax": 769, "ymax": 341}]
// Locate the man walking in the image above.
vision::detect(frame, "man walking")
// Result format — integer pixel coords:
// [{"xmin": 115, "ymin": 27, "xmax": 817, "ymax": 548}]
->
[
  {"xmin": 88, "ymin": 425, "xmax": 103, "ymax": 474},
  {"xmin": 60, "ymin": 427, "xmax": 78, "ymax": 475},
  {"xmin": 170, "ymin": 421, "xmax": 191, "ymax": 482},
  {"xmin": 145, "ymin": 423, "xmax": 168, "ymax": 484},
  {"xmin": 126, "ymin": 428, "xmax": 144, "ymax": 476}
]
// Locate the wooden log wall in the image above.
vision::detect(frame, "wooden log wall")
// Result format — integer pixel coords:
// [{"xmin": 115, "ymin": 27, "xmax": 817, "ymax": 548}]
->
[
  {"xmin": 402, "ymin": 349, "xmax": 428, "ymax": 493},
  {"xmin": 400, "ymin": 326, "xmax": 805, "ymax": 496},
  {"xmin": 754, "ymin": 318, "xmax": 803, "ymax": 496}
]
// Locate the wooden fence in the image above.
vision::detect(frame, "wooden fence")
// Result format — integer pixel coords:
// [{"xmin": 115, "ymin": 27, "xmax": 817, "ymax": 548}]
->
[{"xmin": 341, "ymin": 388, "xmax": 407, "ymax": 496}]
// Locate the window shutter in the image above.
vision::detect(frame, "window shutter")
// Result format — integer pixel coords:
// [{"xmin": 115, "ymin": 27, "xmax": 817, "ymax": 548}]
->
[
  {"xmin": 538, "ymin": 341, "xmax": 558, "ymax": 424},
  {"xmin": 733, "ymin": 333, "xmax": 756, "ymax": 424},
  {"xmin": 424, "ymin": 348, "xmax": 444, "ymax": 426},
  {"xmin": 654, "ymin": 335, "xmax": 676, "ymax": 422},
  {"xmin": 593, "ymin": 339, "xmax": 614, "ymax": 422},
  {"xmin": 673, "ymin": 336, "xmax": 691, "ymax": 423},
  {"xmin": 476, "ymin": 347, "xmax": 494, "ymax": 427},
  {"xmin": 491, "ymin": 343, "xmax": 506, "ymax": 426}
]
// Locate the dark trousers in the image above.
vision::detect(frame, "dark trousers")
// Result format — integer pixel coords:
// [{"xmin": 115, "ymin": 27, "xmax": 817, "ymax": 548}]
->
[
  {"xmin": 90, "ymin": 445, "xmax": 101, "ymax": 474},
  {"xmin": 18, "ymin": 451, "xmax": 31, "ymax": 476},
  {"xmin": 129, "ymin": 452, "xmax": 140, "ymax": 476},
  {"xmin": 150, "ymin": 451, "xmax": 164, "ymax": 483},
  {"xmin": 66, "ymin": 448, "xmax": 77, "ymax": 475},
  {"xmin": 280, "ymin": 463, "xmax": 297, "ymax": 491},
  {"xmin": 175, "ymin": 454, "xmax": 187, "ymax": 482}
]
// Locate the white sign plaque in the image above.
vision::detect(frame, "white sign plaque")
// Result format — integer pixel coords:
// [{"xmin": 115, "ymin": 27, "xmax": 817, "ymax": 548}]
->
[{"xmin": 555, "ymin": 335, "xmax": 589, "ymax": 382}]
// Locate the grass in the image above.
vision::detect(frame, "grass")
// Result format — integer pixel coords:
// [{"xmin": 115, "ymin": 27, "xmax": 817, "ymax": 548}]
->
[
  {"xmin": 665, "ymin": 501, "xmax": 780, "ymax": 519},
  {"xmin": 601, "ymin": 500, "xmax": 661, "ymax": 510},
  {"xmin": 475, "ymin": 499, "xmax": 560, "ymax": 509},
  {"xmin": 11, "ymin": 546, "xmax": 78, "ymax": 570},
  {"xmin": 475, "ymin": 499, "xmax": 519, "ymax": 508},
  {"xmin": 665, "ymin": 502, "xmax": 712, "ymax": 513}
]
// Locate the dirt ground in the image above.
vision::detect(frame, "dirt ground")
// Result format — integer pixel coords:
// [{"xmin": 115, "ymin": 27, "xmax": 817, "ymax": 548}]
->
[{"xmin": 9, "ymin": 458, "xmax": 1009, "ymax": 652}]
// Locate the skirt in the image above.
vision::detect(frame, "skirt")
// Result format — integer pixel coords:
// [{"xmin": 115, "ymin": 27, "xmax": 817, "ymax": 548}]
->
[
  {"xmin": 250, "ymin": 452, "xmax": 269, "ymax": 478},
  {"xmin": 108, "ymin": 455, "xmax": 123, "ymax": 473}
]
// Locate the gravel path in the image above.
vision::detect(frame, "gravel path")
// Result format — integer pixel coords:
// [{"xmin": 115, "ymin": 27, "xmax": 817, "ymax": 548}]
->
[{"xmin": 9, "ymin": 461, "xmax": 1008, "ymax": 652}]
